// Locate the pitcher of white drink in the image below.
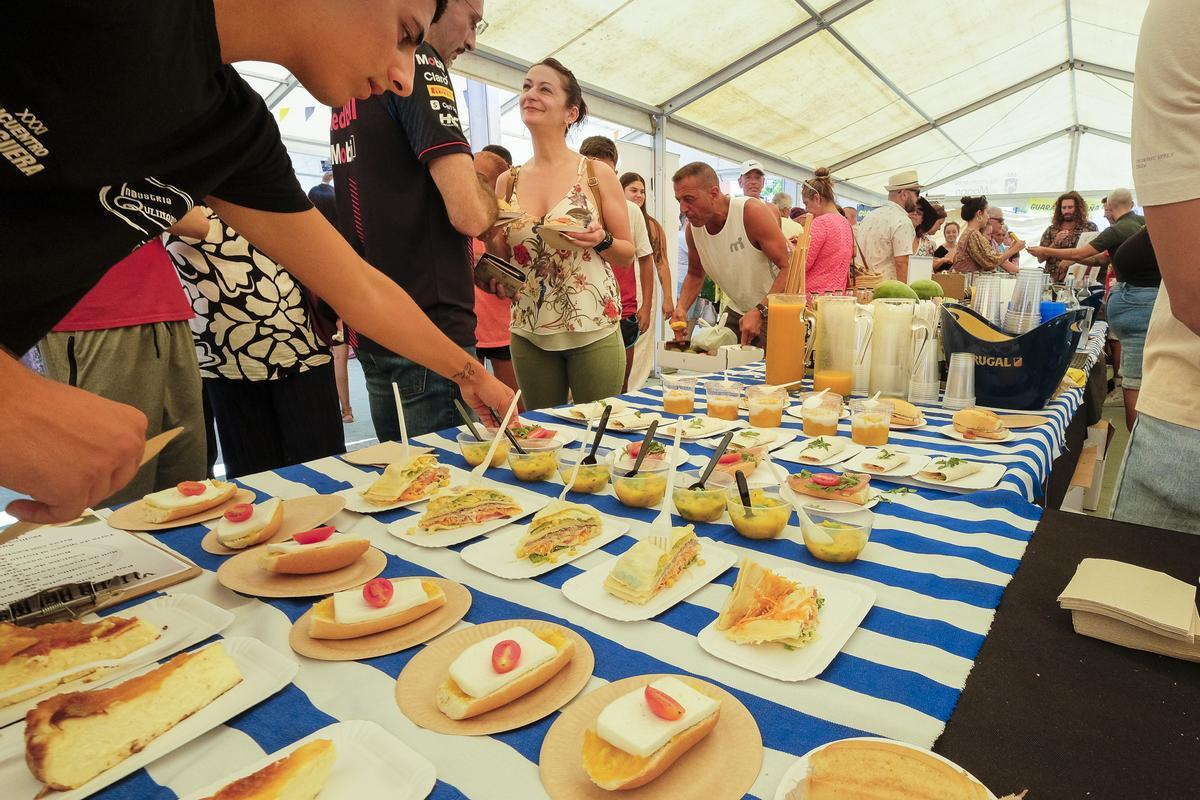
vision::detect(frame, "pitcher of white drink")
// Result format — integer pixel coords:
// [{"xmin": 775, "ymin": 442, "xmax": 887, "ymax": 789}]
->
[{"xmin": 869, "ymin": 298, "xmax": 919, "ymax": 399}]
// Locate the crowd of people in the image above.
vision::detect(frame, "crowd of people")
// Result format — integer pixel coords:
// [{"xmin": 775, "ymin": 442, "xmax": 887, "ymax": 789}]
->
[{"xmin": 1, "ymin": 0, "xmax": 1195, "ymax": 537}]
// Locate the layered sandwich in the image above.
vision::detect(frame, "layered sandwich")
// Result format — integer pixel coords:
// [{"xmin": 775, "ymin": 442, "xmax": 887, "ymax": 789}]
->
[
  {"xmin": 361, "ymin": 455, "xmax": 449, "ymax": 506},
  {"xmin": 604, "ymin": 526, "xmax": 701, "ymax": 605},
  {"xmin": 414, "ymin": 486, "xmax": 522, "ymax": 533},
  {"xmin": 716, "ymin": 560, "xmax": 823, "ymax": 648},
  {"xmin": 952, "ymin": 407, "xmax": 1008, "ymax": 440},
  {"xmin": 787, "ymin": 470, "xmax": 873, "ymax": 505},
  {"xmin": 1, "ymin": 617, "xmax": 160, "ymax": 707},
  {"xmin": 514, "ymin": 501, "xmax": 603, "ymax": 564},
  {"xmin": 25, "ymin": 643, "xmax": 242, "ymax": 790},
  {"xmin": 583, "ymin": 677, "xmax": 721, "ymax": 790},
  {"xmin": 203, "ymin": 739, "xmax": 336, "ymax": 800},
  {"xmin": 889, "ymin": 399, "xmax": 925, "ymax": 427},
  {"xmin": 143, "ymin": 479, "xmax": 237, "ymax": 523}
]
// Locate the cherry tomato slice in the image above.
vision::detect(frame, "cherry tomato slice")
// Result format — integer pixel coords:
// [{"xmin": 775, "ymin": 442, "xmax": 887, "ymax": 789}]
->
[
  {"xmin": 527, "ymin": 427, "xmax": 553, "ymax": 440},
  {"xmin": 811, "ymin": 473, "xmax": 841, "ymax": 487},
  {"xmin": 362, "ymin": 578, "xmax": 394, "ymax": 608},
  {"xmin": 718, "ymin": 453, "xmax": 741, "ymax": 464},
  {"xmin": 644, "ymin": 685, "xmax": 685, "ymax": 721},
  {"xmin": 223, "ymin": 503, "xmax": 253, "ymax": 523},
  {"xmin": 627, "ymin": 442, "xmax": 642, "ymax": 458},
  {"xmin": 177, "ymin": 480, "xmax": 207, "ymax": 497},
  {"xmin": 491, "ymin": 639, "xmax": 522, "ymax": 673},
  {"xmin": 293, "ymin": 525, "xmax": 336, "ymax": 544}
]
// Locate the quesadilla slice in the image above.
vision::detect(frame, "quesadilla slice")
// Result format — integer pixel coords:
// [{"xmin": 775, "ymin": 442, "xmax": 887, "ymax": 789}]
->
[
  {"xmin": 414, "ymin": 486, "xmax": 522, "ymax": 532},
  {"xmin": 918, "ymin": 456, "xmax": 983, "ymax": 483},
  {"xmin": 861, "ymin": 447, "xmax": 910, "ymax": 473},
  {"xmin": 603, "ymin": 526, "xmax": 701, "ymax": 604}
]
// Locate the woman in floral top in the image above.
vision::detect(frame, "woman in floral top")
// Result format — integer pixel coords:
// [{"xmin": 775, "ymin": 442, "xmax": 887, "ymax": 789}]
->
[{"xmin": 485, "ymin": 59, "xmax": 634, "ymax": 410}]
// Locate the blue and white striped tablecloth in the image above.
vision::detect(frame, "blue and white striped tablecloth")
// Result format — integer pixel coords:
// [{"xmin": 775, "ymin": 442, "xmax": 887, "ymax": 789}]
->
[{"xmin": 84, "ymin": 326, "xmax": 1104, "ymax": 800}]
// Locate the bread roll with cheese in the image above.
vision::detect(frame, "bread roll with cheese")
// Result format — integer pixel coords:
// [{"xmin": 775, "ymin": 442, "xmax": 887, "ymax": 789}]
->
[
  {"xmin": 583, "ymin": 677, "xmax": 720, "ymax": 790},
  {"xmin": 215, "ymin": 498, "xmax": 283, "ymax": 549},
  {"xmin": 307, "ymin": 579, "xmax": 446, "ymax": 639},
  {"xmin": 436, "ymin": 625, "xmax": 574, "ymax": 720},
  {"xmin": 143, "ymin": 480, "xmax": 237, "ymax": 523},
  {"xmin": 259, "ymin": 534, "xmax": 370, "ymax": 575},
  {"xmin": 952, "ymin": 407, "xmax": 1007, "ymax": 440}
]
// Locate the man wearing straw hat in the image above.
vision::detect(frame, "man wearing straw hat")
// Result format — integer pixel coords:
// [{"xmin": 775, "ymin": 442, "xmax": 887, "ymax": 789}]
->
[
  {"xmin": 852, "ymin": 170, "xmax": 920, "ymax": 288},
  {"xmin": 671, "ymin": 162, "xmax": 792, "ymax": 348}
]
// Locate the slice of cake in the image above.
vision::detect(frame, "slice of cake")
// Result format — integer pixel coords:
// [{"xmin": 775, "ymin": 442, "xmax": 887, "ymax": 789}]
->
[
  {"xmin": 0, "ymin": 616, "xmax": 160, "ymax": 707},
  {"xmin": 25, "ymin": 642, "xmax": 243, "ymax": 790},
  {"xmin": 203, "ymin": 739, "xmax": 337, "ymax": 799}
]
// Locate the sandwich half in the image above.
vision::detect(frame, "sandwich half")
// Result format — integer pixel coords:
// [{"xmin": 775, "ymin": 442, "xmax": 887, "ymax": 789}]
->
[
  {"xmin": 604, "ymin": 526, "xmax": 701, "ymax": 604},
  {"xmin": 952, "ymin": 407, "xmax": 1007, "ymax": 440},
  {"xmin": 716, "ymin": 559, "xmax": 823, "ymax": 648},
  {"xmin": 514, "ymin": 501, "xmax": 602, "ymax": 564},
  {"xmin": 361, "ymin": 455, "xmax": 449, "ymax": 506},
  {"xmin": 414, "ymin": 486, "xmax": 522, "ymax": 532}
]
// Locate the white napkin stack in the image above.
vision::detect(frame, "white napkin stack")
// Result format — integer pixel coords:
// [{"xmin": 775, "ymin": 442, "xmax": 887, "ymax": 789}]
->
[{"xmin": 1058, "ymin": 558, "xmax": 1199, "ymax": 662}]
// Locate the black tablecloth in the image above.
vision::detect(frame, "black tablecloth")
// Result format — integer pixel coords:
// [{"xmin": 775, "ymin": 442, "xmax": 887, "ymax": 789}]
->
[
  {"xmin": 936, "ymin": 510, "xmax": 1200, "ymax": 797},
  {"xmin": 1044, "ymin": 347, "xmax": 1107, "ymax": 507}
]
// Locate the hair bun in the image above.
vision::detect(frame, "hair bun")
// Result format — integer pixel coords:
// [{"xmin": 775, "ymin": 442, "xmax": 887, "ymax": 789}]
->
[
  {"xmin": 815, "ymin": 167, "xmax": 830, "ymax": 179},
  {"xmin": 960, "ymin": 196, "xmax": 973, "ymax": 205}
]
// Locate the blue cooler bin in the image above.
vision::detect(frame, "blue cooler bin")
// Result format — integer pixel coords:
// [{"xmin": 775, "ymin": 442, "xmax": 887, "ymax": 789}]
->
[{"xmin": 940, "ymin": 303, "xmax": 1088, "ymax": 410}]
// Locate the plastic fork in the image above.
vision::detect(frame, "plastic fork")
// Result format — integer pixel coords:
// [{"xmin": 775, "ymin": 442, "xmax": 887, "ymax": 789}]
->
[{"xmin": 649, "ymin": 426, "xmax": 683, "ymax": 552}]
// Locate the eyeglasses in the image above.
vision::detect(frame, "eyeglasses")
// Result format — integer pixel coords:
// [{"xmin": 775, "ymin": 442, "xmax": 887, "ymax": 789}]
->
[
  {"xmin": 988, "ymin": 217, "xmax": 1004, "ymax": 222},
  {"xmin": 462, "ymin": 0, "xmax": 488, "ymax": 35}
]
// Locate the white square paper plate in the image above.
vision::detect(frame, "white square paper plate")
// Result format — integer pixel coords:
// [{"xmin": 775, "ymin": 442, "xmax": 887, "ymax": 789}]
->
[
  {"xmin": 560, "ymin": 538, "xmax": 738, "ymax": 622},
  {"xmin": 544, "ymin": 398, "xmax": 631, "ymax": 424},
  {"xmin": 774, "ymin": 438, "xmax": 864, "ymax": 466},
  {"xmin": 697, "ymin": 566, "xmax": 875, "ymax": 681},
  {"xmin": 657, "ymin": 416, "xmax": 744, "ymax": 441},
  {"xmin": 459, "ymin": 515, "xmax": 631, "ymax": 579},
  {"xmin": 178, "ymin": 720, "xmax": 436, "ymax": 800},
  {"xmin": 0, "ymin": 594, "xmax": 236, "ymax": 727},
  {"xmin": 0, "ymin": 637, "xmax": 296, "ymax": 800},
  {"xmin": 837, "ymin": 447, "xmax": 932, "ymax": 478},
  {"xmin": 910, "ymin": 459, "xmax": 1007, "ymax": 491},
  {"xmin": 387, "ymin": 478, "xmax": 553, "ymax": 548},
  {"xmin": 701, "ymin": 427, "xmax": 799, "ymax": 453},
  {"xmin": 335, "ymin": 463, "xmax": 472, "ymax": 515}
]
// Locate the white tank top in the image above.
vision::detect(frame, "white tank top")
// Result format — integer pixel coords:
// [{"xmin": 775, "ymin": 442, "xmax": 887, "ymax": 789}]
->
[{"xmin": 690, "ymin": 196, "xmax": 778, "ymax": 314}]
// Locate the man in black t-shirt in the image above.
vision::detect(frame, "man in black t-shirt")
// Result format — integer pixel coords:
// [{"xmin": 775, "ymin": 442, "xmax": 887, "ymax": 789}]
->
[
  {"xmin": 331, "ymin": 0, "xmax": 498, "ymax": 439},
  {"xmin": 0, "ymin": 0, "xmax": 517, "ymax": 527}
]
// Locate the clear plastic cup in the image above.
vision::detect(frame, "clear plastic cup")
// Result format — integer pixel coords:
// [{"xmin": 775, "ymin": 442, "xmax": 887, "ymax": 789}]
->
[
  {"xmin": 662, "ymin": 377, "xmax": 697, "ymax": 415},
  {"xmin": 970, "ymin": 272, "xmax": 1002, "ymax": 325},
  {"xmin": 944, "ymin": 352, "xmax": 977, "ymax": 410},
  {"xmin": 704, "ymin": 380, "xmax": 743, "ymax": 421},
  {"xmin": 506, "ymin": 439, "xmax": 563, "ymax": 482},
  {"xmin": 746, "ymin": 384, "xmax": 787, "ymax": 427},
  {"xmin": 725, "ymin": 484, "xmax": 792, "ymax": 540},
  {"xmin": 456, "ymin": 431, "xmax": 510, "ymax": 468},
  {"xmin": 557, "ymin": 445, "xmax": 612, "ymax": 494},
  {"xmin": 851, "ymin": 399, "xmax": 892, "ymax": 446},
  {"xmin": 800, "ymin": 507, "xmax": 874, "ymax": 562},
  {"xmin": 672, "ymin": 470, "xmax": 728, "ymax": 523},
  {"xmin": 612, "ymin": 459, "xmax": 671, "ymax": 508},
  {"xmin": 799, "ymin": 391, "xmax": 843, "ymax": 438}
]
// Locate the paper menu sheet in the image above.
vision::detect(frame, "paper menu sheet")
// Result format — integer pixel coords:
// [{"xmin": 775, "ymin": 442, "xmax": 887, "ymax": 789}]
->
[{"xmin": 0, "ymin": 520, "xmax": 192, "ymax": 605}]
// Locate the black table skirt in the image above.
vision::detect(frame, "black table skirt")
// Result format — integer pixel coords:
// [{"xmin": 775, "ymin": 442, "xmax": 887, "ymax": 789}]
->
[
  {"xmin": 1044, "ymin": 348, "xmax": 1108, "ymax": 507},
  {"xmin": 935, "ymin": 509, "xmax": 1200, "ymax": 798}
]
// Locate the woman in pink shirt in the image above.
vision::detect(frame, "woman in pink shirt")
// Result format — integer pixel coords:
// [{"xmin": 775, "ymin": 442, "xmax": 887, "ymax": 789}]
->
[{"xmin": 799, "ymin": 168, "xmax": 854, "ymax": 299}]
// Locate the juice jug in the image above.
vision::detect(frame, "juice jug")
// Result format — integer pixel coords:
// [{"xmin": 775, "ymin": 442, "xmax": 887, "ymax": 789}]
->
[
  {"xmin": 764, "ymin": 293, "xmax": 808, "ymax": 387},
  {"xmin": 812, "ymin": 295, "xmax": 857, "ymax": 396},
  {"xmin": 868, "ymin": 298, "xmax": 917, "ymax": 399}
]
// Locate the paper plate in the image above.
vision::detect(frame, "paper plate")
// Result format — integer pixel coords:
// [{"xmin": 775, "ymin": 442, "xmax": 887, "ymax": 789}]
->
[
  {"xmin": 395, "ymin": 619, "xmax": 594, "ymax": 736},
  {"xmin": 773, "ymin": 737, "xmax": 997, "ymax": 800},
  {"xmin": 201, "ymin": 494, "xmax": 346, "ymax": 555},
  {"xmin": 697, "ymin": 566, "xmax": 875, "ymax": 681},
  {"xmin": 216, "ymin": 546, "xmax": 387, "ymax": 598},
  {"xmin": 657, "ymin": 416, "xmax": 743, "ymax": 441},
  {"xmin": 537, "ymin": 223, "xmax": 590, "ymax": 251},
  {"xmin": 388, "ymin": 478, "xmax": 552, "ymax": 548},
  {"xmin": 288, "ymin": 577, "xmax": 471, "ymax": 661},
  {"xmin": 107, "ymin": 488, "xmax": 256, "ymax": 532},
  {"xmin": 460, "ymin": 516, "xmax": 630, "ymax": 580},
  {"xmin": 937, "ymin": 424, "xmax": 1014, "ymax": 444},
  {"xmin": 781, "ymin": 484, "xmax": 882, "ymax": 515},
  {"xmin": 538, "ymin": 674, "xmax": 762, "ymax": 800},
  {"xmin": 342, "ymin": 441, "xmax": 433, "ymax": 467}
]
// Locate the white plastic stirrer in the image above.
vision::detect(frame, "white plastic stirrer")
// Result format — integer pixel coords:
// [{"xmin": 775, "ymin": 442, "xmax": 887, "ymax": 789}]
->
[
  {"xmin": 469, "ymin": 390, "xmax": 522, "ymax": 486},
  {"xmin": 649, "ymin": 425, "xmax": 683, "ymax": 551},
  {"xmin": 557, "ymin": 419, "xmax": 592, "ymax": 501},
  {"xmin": 802, "ymin": 386, "xmax": 830, "ymax": 409},
  {"xmin": 391, "ymin": 382, "xmax": 410, "ymax": 461}
]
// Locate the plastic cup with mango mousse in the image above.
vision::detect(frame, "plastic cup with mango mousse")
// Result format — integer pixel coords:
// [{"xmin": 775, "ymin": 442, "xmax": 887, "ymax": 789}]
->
[
  {"xmin": 799, "ymin": 508, "xmax": 873, "ymax": 562},
  {"xmin": 704, "ymin": 380, "xmax": 743, "ymax": 421},
  {"xmin": 724, "ymin": 484, "xmax": 792, "ymax": 539},
  {"xmin": 457, "ymin": 431, "xmax": 510, "ymax": 468},
  {"xmin": 558, "ymin": 445, "xmax": 612, "ymax": 494},
  {"xmin": 671, "ymin": 470, "xmax": 728, "ymax": 523},
  {"xmin": 612, "ymin": 459, "xmax": 671, "ymax": 509},
  {"xmin": 746, "ymin": 384, "xmax": 787, "ymax": 428},
  {"xmin": 662, "ymin": 377, "xmax": 698, "ymax": 415},
  {"xmin": 507, "ymin": 439, "xmax": 563, "ymax": 482}
]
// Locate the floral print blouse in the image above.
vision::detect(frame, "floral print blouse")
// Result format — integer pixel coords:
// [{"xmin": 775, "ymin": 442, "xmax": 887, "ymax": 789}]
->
[{"xmin": 505, "ymin": 158, "xmax": 620, "ymax": 345}]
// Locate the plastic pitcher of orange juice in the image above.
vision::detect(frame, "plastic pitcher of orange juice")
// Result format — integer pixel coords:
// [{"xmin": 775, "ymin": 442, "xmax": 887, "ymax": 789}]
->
[{"xmin": 765, "ymin": 293, "xmax": 809, "ymax": 387}]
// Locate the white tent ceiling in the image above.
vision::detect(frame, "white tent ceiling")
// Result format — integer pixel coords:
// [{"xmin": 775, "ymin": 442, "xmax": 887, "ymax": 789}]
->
[{"xmin": 237, "ymin": 0, "xmax": 1145, "ymax": 201}]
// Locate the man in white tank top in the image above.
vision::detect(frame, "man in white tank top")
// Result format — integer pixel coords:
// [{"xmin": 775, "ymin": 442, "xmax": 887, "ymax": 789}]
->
[{"xmin": 669, "ymin": 162, "xmax": 791, "ymax": 347}]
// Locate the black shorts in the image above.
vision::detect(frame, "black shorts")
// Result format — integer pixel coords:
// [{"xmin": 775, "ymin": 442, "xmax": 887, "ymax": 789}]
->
[
  {"xmin": 477, "ymin": 345, "xmax": 511, "ymax": 363},
  {"xmin": 620, "ymin": 315, "xmax": 639, "ymax": 349}
]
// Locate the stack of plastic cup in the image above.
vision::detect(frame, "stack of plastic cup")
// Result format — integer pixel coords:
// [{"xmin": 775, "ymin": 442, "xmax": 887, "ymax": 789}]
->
[
  {"xmin": 1004, "ymin": 266, "xmax": 1044, "ymax": 334},
  {"xmin": 970, "ymin": 272, "xmax": 1002, "ymax": 327},
  {"xmin": 908, "ymin": 329, "xmax": 941, "ymax": 405},
  {"xmin": 944, "ymin": 352, "xmax": 976, "ymax": 410}
]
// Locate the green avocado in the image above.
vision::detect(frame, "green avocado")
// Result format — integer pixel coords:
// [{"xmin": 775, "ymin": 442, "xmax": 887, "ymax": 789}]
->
[
  {"xmin": 910, "ymin": 279, "xmax": 945, "ymax": 300},
  {"xmin": 872, "ymin": 280, "xmax": 920, "ymax": 300}
]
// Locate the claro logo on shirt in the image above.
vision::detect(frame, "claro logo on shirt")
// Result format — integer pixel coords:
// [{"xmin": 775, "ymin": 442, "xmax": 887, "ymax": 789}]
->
[{"xmin": 98, "ymin": 178, "xmax": 194, "ymax": 236}]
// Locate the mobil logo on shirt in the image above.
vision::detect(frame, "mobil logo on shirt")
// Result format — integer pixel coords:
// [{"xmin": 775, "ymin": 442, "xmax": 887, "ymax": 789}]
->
[
  {"xmin": 330, "ymin": 100, "xmax": 358, "ymax": 132},
  {"xmin": 415, "ymin": 51, "xmax": 446, "ymax": 72},
  {"xmin": 329, "ymin": 136, "xmax": 357, "ymax": 167}
]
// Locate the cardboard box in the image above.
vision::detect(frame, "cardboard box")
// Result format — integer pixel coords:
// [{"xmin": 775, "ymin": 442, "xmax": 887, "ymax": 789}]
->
[
  {"xmin": 658, "ymin": 344, "xmax": 764, "ymax": 374},
  {"xmin": 1062, "ymin": 420, "xmax": 1116, "ymax": 513},
  {"xmin": 933, "ymin": 272, "xmax": 966, "ymax": 300}
]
